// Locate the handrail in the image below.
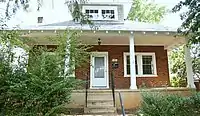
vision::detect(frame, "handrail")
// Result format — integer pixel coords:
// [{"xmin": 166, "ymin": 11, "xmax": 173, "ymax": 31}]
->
[
  {"xmin": 119, "ymin": 92, "xmax": 125, "ymax": 116},
  {"xmin": 85, "ymin": 72, "xmax": 89, "ymax": 107},
  {"xmin": 111, "ymin": 70, "xmax": 115, "ymax": 107}
]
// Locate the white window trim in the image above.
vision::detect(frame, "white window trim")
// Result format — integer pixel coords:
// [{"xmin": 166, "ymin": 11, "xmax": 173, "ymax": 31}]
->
[
  {"xmin": 123, "ymin": 52, "xmax": 158, "ymax": 77},
  {"xmin": 82, "ymin": 6, "xmax": 118, "ymax": 20}
]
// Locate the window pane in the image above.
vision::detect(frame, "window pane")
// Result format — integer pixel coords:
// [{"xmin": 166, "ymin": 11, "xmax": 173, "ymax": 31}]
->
[
  {"xmin": 127, "ymin": 65, "xmax": 130, "ymax": 75},
  {"xmin": 143, "ymin": 65, "xmax": 152, "ymax": 74},
  {"xmin": 143, "ymin": 56, "xmax": 152, "ymax": 64},
  {"xmin": 89, "ymin": 15, "xmax": 93, "ymax": 18},
  {"xmin": 90, "ymin": 10, "xmax": 94, "ymax": 13},
  {"xmin": 102, "ymin": 10, "xmax": 105, "ymax": 14},
  {"xmin": 86, "ymin": 10, "xmax": 89, "ymax": 13},
  {"xmin": 126, "ymin": 55, "xmax": 130, "ymax": 75},
  {"xmin": 111, "ymin": 10, "xmax": 114, "ymax": 14},
  {"xmin": 127, "ymin": 55, "xmax": 130, "ymax": 64},
  {"xmin": 37, "ymin": 17, "xmax": 43, "ymax": 23},
  {"xmin": 106, "ymin": 10, "xmax": 110, "ymax": 13},
  {"xmin": 135, "ymin": 56, "xmax": 138, "ymax": 74},
  {"xmin": 94, "ymin": 57, "xmax": 104, "ymax": 78},
  {"xmin": 95, "ymin": 10, "xmax": 98, "ymax": 13},
  {"xmin": 142, "ymin": 55, "xmax": 153, "ymax": 74}
]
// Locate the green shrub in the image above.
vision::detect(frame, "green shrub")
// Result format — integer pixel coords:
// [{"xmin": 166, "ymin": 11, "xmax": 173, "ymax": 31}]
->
[
  {"xmin": 138, "ymin": 92, "xmax": 200, "ymax": 116},
  {"xmin": 170, "ymin": 76, "xmax": 187, "ymax": 87}
]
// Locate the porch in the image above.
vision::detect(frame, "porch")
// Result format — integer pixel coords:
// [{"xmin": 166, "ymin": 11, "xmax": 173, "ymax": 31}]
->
[{"xmin": 21, "ymin": 28, "xmax": 195, "ymax": 89}]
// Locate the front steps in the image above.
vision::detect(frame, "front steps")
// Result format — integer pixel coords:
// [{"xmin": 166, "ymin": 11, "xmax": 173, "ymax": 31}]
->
[{"xmin": 84, "ymin": 90, "xmax": 116, "ymax": 115}]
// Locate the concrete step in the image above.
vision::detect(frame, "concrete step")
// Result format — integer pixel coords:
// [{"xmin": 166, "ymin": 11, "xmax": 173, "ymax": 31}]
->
[
  {"xmin": 87, "ymin": 99, "xmax": 114, "ymax": 107},
  {"xmin": 87, "ymin": 93, "xmax": 113, "ymax": 101},
  {"xmin": 86, "ymin": 106, "xmax": 115, "ymax": 109},
  {"xmin": 85, "ymin": 90, "xmax": 115, "ymax": 115},
  {"xmin": 84, "ymin": 107, "xmax": 116, "ymax": 114},
  {"xmin": 87, "ymin": 103, "xmax": 114, "ymax": 108}
]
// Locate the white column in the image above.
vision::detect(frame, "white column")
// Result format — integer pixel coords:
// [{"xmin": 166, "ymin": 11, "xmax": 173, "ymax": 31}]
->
[
  {"xmin": 64, "ymin": 32, "xmax": 75, "ymax": 77},
  {"xmin": 184, "ymin": 38, "xmax": 195, "ymax": 88},
  {"xmin": 129, "ymin": 32, "xmax": 137, "ymax": 89},
  {"xmin": 64, "ymin": 33, "xmax": 71, "ymax": 75}
]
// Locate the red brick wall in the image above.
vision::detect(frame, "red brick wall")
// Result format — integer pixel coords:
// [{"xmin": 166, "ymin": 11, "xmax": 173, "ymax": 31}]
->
[{"xmin": 75, "ymin": 45, "xmax": 170, "ymax": 89}]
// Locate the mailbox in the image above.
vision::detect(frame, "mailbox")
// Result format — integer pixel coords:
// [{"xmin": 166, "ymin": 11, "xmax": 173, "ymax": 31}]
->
[{"xmin": 111, "ymin": 58, "xmax": 119, "ymax": 69}]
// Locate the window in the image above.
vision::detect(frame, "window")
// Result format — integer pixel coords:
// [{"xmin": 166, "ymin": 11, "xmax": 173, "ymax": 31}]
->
[
  {"xmin": 124, "ymin": 52, "xmax": 157, "ymax": 77},
  {"xmin": 82, "ymin": 6, "xmax": 118, "ymax": 20},
  {"xmin": 102, "ymin": 10, "xmax": 115, "ymax": 19},
  {"xmin": 85, "ymin": 9, "xmax": 99, "ymax": 20},
  {"xmin": 37, "ymin": 17, "xmax": 43, "ymax": 23}
]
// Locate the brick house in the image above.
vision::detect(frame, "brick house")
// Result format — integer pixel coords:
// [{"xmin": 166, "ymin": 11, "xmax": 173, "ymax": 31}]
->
[{"xmin": 17, "ymin": 0, "xmax": 195, "ymax": 89}]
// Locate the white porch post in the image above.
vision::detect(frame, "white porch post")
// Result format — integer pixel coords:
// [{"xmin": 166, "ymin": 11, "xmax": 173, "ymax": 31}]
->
[
  {"xmin": 64, "ymin": 33, "xmax": 75, "ymax": 77},
  {"xmin": 64, "ymin": 35, "xmax": 70, "ymax": 75},
  {"xmin": 184, "ymin": 38, "xmax": 195, "ymax": 88},
  {"xmin": 129, "ymin": 32, "xmax": 137, "ymax": 89}
]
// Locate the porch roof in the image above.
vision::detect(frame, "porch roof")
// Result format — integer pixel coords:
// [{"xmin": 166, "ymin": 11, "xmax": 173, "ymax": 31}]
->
[
  {"xmin": 9, "ymin": 20, "xmax": 183, "ymax": 50},
  {"xmin": 19, "ymin": 20, "xmax": 177, "ymax": 32}
]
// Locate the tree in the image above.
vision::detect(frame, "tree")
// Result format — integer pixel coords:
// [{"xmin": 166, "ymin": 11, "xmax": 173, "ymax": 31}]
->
[
  {"xmin": 172, "ymin": 0, "xmax": 200, "ymax": 44},
  {"xmin": 169, "ymin": 45, "xmax": 200, "ymax": 87},
  {"xmin": 0, "ymin": 1, "xmax": 91, "ymax": 114},
  {"xmin": 170, "ymin": 0, "xmax": 200, "ymax": 86},
  {"xmin": 0, "ymin": 30, "xmax": 91, "ymax": 115},
  {"xmin": 128, "ymin": 0, "xmax": 167, "ymax": 23}
]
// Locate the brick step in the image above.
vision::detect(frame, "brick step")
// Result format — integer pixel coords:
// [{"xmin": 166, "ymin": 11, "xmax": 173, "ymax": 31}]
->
[{"xmin": 84, "ymin": 107, "xmax": 116, "ymax": 114}]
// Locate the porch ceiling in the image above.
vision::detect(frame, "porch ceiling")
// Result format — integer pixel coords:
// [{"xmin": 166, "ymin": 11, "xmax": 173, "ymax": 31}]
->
[
  {"xmin": 21, "ymin": 31, "xmax": 185, "ymax": 50},
  {"xmin": 80, "ymin": 32, "xmax": 185, "ymax": 49}
]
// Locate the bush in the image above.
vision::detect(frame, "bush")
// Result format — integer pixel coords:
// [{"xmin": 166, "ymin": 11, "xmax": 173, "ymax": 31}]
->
[
  {"xmin": 138, "ymin": 92, "xmax": 200, "ymax": 116},
  {"xmin": 170, "ymin": 76, "xmax": 187, "ymax": 87}
]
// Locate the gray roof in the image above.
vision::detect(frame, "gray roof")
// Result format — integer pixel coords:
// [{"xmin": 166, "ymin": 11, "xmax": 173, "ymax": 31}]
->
[{"xmin": 20, "ymin": 20, "xmax": 177, "ymax": 32}]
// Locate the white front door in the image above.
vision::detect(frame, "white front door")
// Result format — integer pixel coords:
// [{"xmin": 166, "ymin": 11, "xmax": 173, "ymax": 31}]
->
[{"xmin": 90, "ymin": 52, "xmax": 109, "ymax": 89}]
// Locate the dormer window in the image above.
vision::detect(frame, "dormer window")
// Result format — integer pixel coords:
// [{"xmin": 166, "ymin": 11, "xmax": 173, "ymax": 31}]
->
[
  {"xmin": 83, "ymin": 6, "xmax": 118, "ymax": 20},
  {"xmin": 102, "ymin": 10, "xmax": 115, "ymax": 19},
  {"xmin": 37, "ymin": 17, "xmax": 43, "ymax": 23},
  {"xmin": 85, "ymin": 9, "xmax": 99, "ymax": 19}
]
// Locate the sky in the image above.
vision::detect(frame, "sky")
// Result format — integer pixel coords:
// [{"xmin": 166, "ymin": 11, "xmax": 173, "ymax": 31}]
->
[{"xmin": 154, "ymin": 0, "xmax": 183, "ymax": 28}]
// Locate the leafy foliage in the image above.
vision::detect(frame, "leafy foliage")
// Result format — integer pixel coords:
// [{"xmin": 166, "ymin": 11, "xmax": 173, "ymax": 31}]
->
[
  {"xmin": 0, "ymin": 30, "xmax": 90, "ymax": 115},
  {"xmin": 66, "ymin": 0, "xmax": 92, "ymax": 25},
  {"xmin": 138, "ymin": 92, "xmax": 200, "ymax": 116},
  {"xmin": 172, "ymin": 0, "xmax": 200, "ymax": 44},
  {"xmin": 170, "ymin": 76, "xmax": 187, "ymax": 87},
  {"xmin": 169, "ymin": 46, "xmax": 186, "ymax": 79},
  {"xmin": 128, "ymin": 0, "xmax": 167, "ymax": 23},
  {"xmin": 0, "ymin": 0, "xmax": 30, "ymax": 18},
  {"xmin": 169, "ymin": 45, "xmax": 200, "ymax": 87}
]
